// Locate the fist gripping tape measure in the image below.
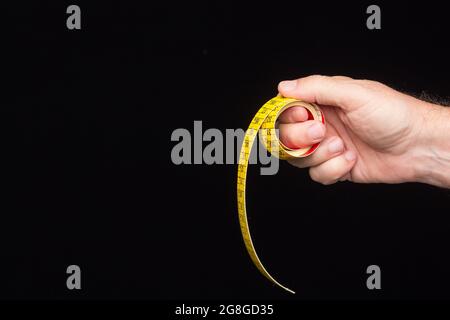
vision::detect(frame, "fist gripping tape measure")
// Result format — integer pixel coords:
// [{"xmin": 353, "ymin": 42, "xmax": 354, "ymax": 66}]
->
[{"xmin": 237, "ymin": 96, "xmax": 325, "ymax": 294}]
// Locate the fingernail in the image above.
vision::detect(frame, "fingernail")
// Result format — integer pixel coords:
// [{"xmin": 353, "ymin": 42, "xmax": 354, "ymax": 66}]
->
[
  {"xmin": 279, "ymin": 80, "xmax": 297, "ymax": 91},
  {"xmin": 328, "ymin": 138, "xmax": 344, "ymax": 154},
  {"xmin": 344, "ymin": 150, "xmax": 356, "ymax": 161},
  {"xmin": 307, "ymin": 123, "xmax": 325, "ymax": 140}
]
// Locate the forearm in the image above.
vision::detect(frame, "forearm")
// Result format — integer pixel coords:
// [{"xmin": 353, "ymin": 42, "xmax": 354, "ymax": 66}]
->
[{"xmin": 413, "ymin": 103, "xmax": 450, "ymax": 188}]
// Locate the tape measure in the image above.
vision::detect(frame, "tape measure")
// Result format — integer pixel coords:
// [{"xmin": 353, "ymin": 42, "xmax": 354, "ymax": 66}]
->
[{"xmin": 237, "ymin": 96, "xmax": 325, "ymax": 294}]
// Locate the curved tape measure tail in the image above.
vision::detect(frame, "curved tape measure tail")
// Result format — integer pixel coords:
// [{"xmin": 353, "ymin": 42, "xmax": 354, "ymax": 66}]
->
[{"xmin": 237, "ymin": 96, "xmax": 324, "ymax": 294}]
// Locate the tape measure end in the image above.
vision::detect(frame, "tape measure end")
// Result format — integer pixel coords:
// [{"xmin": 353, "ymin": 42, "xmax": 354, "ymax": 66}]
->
[{"xmin": 284, "ymin": 288, "xmax": 296, "ymax": 295}]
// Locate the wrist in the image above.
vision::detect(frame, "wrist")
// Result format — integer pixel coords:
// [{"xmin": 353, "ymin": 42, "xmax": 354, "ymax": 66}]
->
[{"xmin": 412, "ymin": 102, "xmax": 450, "ymax": 187}]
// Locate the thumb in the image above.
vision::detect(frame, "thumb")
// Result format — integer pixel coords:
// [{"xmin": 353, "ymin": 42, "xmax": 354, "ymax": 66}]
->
[{"xmin": 278, "ymin": 75, "xmax": 366, "ymax": 111}]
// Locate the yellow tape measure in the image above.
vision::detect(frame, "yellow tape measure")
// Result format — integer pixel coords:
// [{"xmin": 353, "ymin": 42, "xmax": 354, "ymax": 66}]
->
[{"xmin": 237, "ymin": 96, "xmax": 325, "ymax": 294}]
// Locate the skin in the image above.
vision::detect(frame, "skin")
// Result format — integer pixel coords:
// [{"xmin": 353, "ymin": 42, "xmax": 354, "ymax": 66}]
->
[{"xmin": 277, "ymin": 75, "xmax": 450, "ymax": 188}]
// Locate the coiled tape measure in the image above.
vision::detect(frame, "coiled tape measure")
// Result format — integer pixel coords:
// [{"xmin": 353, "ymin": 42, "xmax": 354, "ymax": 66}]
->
[{"xmin": 237, "ymin": 96, "xmax": 325, "ymax": 294}]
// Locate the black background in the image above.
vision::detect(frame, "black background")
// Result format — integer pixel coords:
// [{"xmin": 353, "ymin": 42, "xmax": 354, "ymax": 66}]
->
[{"xmin": 3, "ymin": 1, "xmax": 450, "ymax": 300}]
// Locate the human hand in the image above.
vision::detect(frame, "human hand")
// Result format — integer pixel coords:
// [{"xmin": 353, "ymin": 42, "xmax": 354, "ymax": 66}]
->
[{"xmin": 277, "ymin": 75, "xmax": 450, "ymax": 187}]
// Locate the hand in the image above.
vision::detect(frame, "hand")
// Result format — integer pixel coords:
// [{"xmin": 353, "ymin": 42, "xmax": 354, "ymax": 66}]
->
[{"xmin": 277, "ymin": 75, "xmax": 450, "ymax": 187}]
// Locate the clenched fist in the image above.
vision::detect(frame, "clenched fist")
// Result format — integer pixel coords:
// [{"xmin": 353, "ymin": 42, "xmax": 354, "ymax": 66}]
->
[{"xmin": 277, "ymin": 75, "xmax": 450, "ymax": 188}]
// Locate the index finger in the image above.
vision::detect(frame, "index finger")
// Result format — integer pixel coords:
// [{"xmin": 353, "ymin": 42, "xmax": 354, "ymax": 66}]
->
[{"xmin": 277, "ymin": 75, "xmax": 365, "ymax": 111}]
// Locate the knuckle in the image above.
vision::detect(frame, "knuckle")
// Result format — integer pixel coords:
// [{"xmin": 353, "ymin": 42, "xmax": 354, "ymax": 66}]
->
[
  {"xmin": 309, "ymin": 168, "xmax": 326, "ymax": 184},
  {"xmin": 301, "ymin": 75, "xmax": 326, "ymax": 87},
  {"xmin": 331, "ymin": 75, "xmax": 353, "ymax": 81},
  {"xmin": 310, "ymin": 74, "xmax": 327, "ymax": 84},
  {"xmin": 356, "ymin": 79, "xmax": 386, "ymax": 90},
  {"xmin": 327, "ymin": 162, "xmax": 345, "ymax": 181},
  {"xmin": 280, "ymin": 127, "xmax": 296, "ymax": 147},
  {"xmin": 309, "ymin": 160, "xmax": 345, "ymax": 185}
]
